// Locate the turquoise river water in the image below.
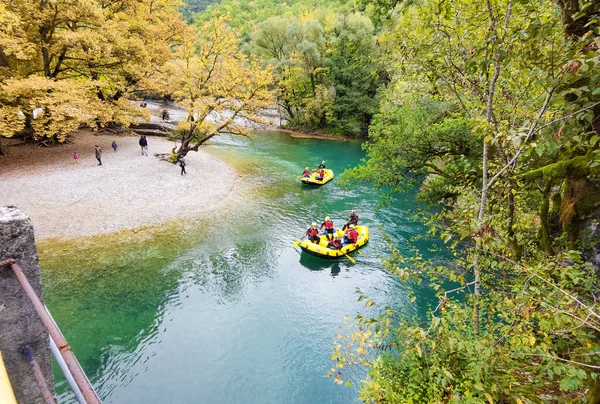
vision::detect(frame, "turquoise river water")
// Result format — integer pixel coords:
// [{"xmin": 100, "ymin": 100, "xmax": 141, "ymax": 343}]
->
[{"xmin": 39, "ymin": 131, "xmax": 442, "ymax": 403}]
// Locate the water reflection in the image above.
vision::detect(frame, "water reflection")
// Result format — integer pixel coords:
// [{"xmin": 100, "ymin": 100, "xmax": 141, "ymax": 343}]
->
[{"xmin": 299, "ymin": 252, "xmax": 347, "ymax": 277}]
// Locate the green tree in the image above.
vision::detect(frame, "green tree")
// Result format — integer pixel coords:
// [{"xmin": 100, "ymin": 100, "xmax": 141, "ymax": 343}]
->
[
  {"xmin": 334, "ymin": 0, "xmax": 600, "ymax": 401},
  {"xmin": 328, "ymin": 12, "xmax": 384, "ymax": 135},
  {"xmin": 343, "ymin": 98, "xmax": 477, "ymax": 202},
  {"xmin": 251, "ymin": 9, "xmax": 385, "ymax": 135}
]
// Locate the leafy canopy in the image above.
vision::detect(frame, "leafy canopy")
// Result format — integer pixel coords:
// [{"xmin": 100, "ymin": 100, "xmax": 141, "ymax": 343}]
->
[
  {"xmin": 147, "ymin": 14, "xmax": 275, "ymax": 160},
  {"xmin": 0, "ymin": 0, "xmax": 188, "ymax": 141}
]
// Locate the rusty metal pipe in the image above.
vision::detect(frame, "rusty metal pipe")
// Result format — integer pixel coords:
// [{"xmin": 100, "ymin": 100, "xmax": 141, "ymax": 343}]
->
[
  {"xmin": 1, "ymin": 260, "xmax": 101, "ymax": 404},
  {"xmin": 47, "ymin": 318, "xmax": 86, "ymax": 403},
  {"xmin": 23, "ymin": 347, "xmax": 56, "ymax": 404}
]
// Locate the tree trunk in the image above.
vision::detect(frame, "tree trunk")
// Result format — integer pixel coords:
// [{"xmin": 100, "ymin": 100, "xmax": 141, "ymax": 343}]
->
[
  {"xmin": 554, "ymin": 0, "xmax": 595, "ymax": 39},
  {"xmin": 506, "ymin": 179, "xmax": 523, "ymax": 259},
  {"xmin": 539, "ymin": 182, "xmax": 555, "ymax": 254},
  {"xmin": 174, "ymin": 145, "xmax": 190, "ymax": 161},
  {"xmin": 498, "ymin": 142, "xmax": 522, "ymax": 260},
  {"xmin": 472, "ymin": 0, "xmax": 512, "ymax": 336},
  {"xmin": 20, "ymin": 111, "xmax": 35, "ymax": 138},
  {"xmin": 473, "ymin": 140, "xmax": 488, "ymax": 336},
  {"xmin": 282, "ymin": 99, "xmax": 294, "ymax": 120},
  {"xmin": 0, "ymin": 47, "xmax": 11, "ymax": 69},
  {"xmin": 174, "ymin": 125, "xmax": 203, "ymax": 161}
]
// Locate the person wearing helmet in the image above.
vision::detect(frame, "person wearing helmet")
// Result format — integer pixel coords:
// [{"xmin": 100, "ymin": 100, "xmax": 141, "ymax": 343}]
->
[
  {"xmin": 302, "ymin": 167, "xmax": 311, "ymax": 178},
  {"xmin": 306, "ymin": 222, "xmax": 320, "ymax": 243},
  {"xmin": 342, "ymin": 209, "xmax": 359, "ymax": 231},
  {"xmin": 318, "ymin": 160, "xmax": 326, "ymax": 169},
  {"xmin": 344, "ymin": 224, "xmax": 359, "ymax": 244},
  {"xmin": 316, "ymin": 168, "xmax": 325, "ymax": 181},
  {"xmin": 320, "ymin": 216, "xmax": 335, "ymax": 241}
]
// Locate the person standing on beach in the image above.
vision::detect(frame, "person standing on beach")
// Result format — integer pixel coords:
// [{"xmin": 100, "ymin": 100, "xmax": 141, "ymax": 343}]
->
[
  {"xmin": 179, "ymin": 158, "xmax": 186, "ymax": 175},
  {"xmin": 73, "ymin": 152, "xmax": 79, "ymax": 164},
  {"xmin": 139, "ymin": 135, "xmax": 148, "ymax": 156},
  {"xmin": 94, "ymin": 145, "xmax": 102, "ymax": 165},
  {"xmin": 112, "ymin": 140, "xmax": 118, "ymax": 152}
]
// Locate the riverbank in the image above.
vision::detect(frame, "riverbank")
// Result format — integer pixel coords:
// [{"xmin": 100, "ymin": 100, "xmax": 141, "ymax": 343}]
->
[
  {"xmin": 276, "ymin": 128, "xmax": 355, "ymax": 141},
  {"xmin": 0, "ymin": 130, "xmax": 239, "ymax": 240}
]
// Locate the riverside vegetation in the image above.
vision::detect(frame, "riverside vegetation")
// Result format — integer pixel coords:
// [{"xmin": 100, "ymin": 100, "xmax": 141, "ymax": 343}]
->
[
  {"xmin": 332, "ymin": 1, "xmax": 600, "ymax": 403},
  {"xmin": 2, "ymin": 0, "xmax": 600, "ymax": 402}
]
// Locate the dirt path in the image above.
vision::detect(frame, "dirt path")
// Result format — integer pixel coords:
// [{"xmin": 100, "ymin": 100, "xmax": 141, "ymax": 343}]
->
[{"xmin": 0, "ymin": 130, "xmax": 239, "ymax": 240}]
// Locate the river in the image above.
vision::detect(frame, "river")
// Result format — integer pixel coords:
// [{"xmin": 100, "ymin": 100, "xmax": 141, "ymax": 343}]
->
[{"xmin": 39, "ymin": 131, "xmax": 441, "ymax": 403}]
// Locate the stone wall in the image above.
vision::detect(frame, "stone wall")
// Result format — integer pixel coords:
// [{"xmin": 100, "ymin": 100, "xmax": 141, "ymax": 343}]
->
[{"xmin": 0, "ymin": 206, "xmax": 54, "ymax": 403}]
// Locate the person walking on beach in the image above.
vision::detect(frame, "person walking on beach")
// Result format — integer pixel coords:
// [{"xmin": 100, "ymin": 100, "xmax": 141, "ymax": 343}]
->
[
  {"xmin": 139, "ymin": 135, "xmax": 148, "ymax": 156},
  {"xmin": 179, "ymin": 157, "xmax": 186, "ymax": 175},
  {"xmin": 112, "ymin": 140, "xmax": 118, "ymax": 152},
  {"xmin": 73, "ymin": 152, "xmax": 79, "ymax": 164},
  {"xmin": 94, "ymin": 145, "xmax": 102, "ymax": 165}
]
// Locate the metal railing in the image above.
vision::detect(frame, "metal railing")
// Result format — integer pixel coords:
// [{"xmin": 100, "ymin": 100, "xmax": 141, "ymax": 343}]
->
[{"xmin": 0, "ymin": 259, "xmax": 101, "ymax": 404}]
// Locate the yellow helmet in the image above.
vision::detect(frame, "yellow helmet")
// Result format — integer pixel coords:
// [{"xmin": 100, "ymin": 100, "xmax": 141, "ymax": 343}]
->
[
  {"xmin": 325, "ymin": 216, "xmax": 331, "ymax": 221},
  {"xmin": 350, "ymin": 224, "xmax": 355, "ymax": 228},
  {"xmin": 311, "ymin": 222, "xmax": 317, "ymax": 227},
  {"xmin": 305, "ymin": 167, "xmax": 308, "ymax": 170}
]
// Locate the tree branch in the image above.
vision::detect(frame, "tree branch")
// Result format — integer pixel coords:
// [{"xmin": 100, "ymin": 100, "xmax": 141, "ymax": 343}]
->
[
  {"xmin": 486, "ymin": 87, "xmax": 555, "ymax": 189},
  {"xmin": 508, "ymin": 352, "xmax": 600, "ymax": 369}
]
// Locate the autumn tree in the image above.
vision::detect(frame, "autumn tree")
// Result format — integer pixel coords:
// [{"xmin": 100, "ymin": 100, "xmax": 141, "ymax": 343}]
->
[
  {"xmin": 148, "ymin": 14, "xmax": 275, "ymax": 161},
  {"xmin": 0, "ymin": 0, "xmax": 188, "ymax": 142}
]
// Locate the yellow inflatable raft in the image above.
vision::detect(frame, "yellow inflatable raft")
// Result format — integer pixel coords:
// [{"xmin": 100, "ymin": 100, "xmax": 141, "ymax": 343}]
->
[
  {"xmin": 301, "ymin": 169, "xmax": 334, "ymax": 185},
  {"xmin": 299, "ymin": 226, "xmax": 369, "ymax": 259},
  {"xmin": 0, "ymin": 352, "xmax": 17, "ymax": 404}
]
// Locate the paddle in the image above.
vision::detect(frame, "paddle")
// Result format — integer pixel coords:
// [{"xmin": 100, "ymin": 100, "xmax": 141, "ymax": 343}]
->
[
  {"xmin": 342, "ymin": 251, "xmax": 356, "ymax": 263},
  {"xmin": 292, "ymin": 235, "xmax": 306, "ymax": 248},
  {"xmin": 327, "ymin": 232, "xmax": 355, "ymax": 263}
]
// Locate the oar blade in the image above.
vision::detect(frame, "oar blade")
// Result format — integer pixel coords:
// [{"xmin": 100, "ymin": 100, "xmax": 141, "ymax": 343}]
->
[
  {"xmin": 344, "ymin": 253, "xmax": 356, "ymax": 264},
  {"xmin": 292, "ymin": 239, "xmax": 302, "ymax": 248}
]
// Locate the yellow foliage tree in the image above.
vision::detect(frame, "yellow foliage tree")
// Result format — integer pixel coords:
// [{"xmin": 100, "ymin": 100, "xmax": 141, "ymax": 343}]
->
[
  {"xmin": 147, "ymin": 15, "xmax": 275, "ymax": 161},
  {"xmin": 0, "ymin": 0, "xmax": 187, "ymax": 141}
]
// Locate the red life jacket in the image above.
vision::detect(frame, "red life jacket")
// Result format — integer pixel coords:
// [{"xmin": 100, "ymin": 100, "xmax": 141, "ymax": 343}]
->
[
  {"xmin": 307, "ymin": 228, "xmax": 318, "ymax": 236},
  {"xmin": 324, "ymin": 220, "xmax": 334, "ymax": 230},
  {"xmin": 303, "ymin": 170, "xmax": 311, "ymax": 176},
  {"xmin": 348, "ymin": 229, "xmax": 358, "ymax": 243}
]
